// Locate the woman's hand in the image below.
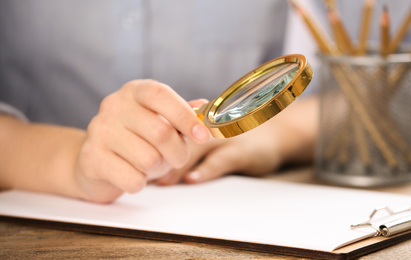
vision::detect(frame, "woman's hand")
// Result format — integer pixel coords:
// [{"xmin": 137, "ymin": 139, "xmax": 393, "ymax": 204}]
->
[
  {"xmin": 156, "ymin": 124, "xmax": 284, "ymax": 186},
  {"xmin": 74, "ymin": 80, "xmax": 210, "ymax": 203},
  {"xmin": 0, "ymin": 79, "xmax": 316, "ymax": 204},
  {"xmin": 157, "ymin": 96, "xmax": 319, "ymax": 185}
]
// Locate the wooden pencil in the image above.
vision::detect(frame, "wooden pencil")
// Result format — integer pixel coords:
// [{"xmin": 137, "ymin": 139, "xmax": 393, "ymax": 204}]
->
[
  {"xmin": 357, "ymin": 0, "xmax": 374, "ymax": 55},
  {"xmin": 388, "ymin": 6, "xmax": 411, "ymax": 54},
  {"xmin": 323, "ymin": 0, "xmax": 355, "ymax": 55},
  {"xmin": 289, "ymin": 0, "xmax": 339, "ymax": 55},
  {"xmin": 331, "ymin": 65, "xmax": 397, "ymax": 168},
  {"xmin": 352, "ymin": 113, "xmax": 371, "ymax": 167},
  {"xmin": 380, "ymin": 5, "xmax": 390, "ymax": 56},
  {"xmin": 328, "ymin": 10, "xmax": 356, "ymax": 54},
  {"xmin": 323, "ymin": 0, "xmax": 337, "ymax": 11}
]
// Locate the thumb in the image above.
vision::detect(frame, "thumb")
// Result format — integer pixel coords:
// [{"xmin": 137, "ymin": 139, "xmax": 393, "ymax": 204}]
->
[{"xmin": 184, "ymin": 145, "xmax": 244, "ymax": 184}]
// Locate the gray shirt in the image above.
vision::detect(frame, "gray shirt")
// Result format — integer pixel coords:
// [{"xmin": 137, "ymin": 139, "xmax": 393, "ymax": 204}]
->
[
  {"xmin": 2, "ymin": 0, "xmax": 409, "ymax": 129},
  {"xmin": 0, "ymin": 0, "xmax": 288, "ymax": 129}
]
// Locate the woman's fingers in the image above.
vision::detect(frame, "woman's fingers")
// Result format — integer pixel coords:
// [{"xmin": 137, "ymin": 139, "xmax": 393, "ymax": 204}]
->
[
  {"xmin": 76, "ymin": 79, "xmax": 212, "ymax": 200},
  {"xmin": 132, "ymin": 80, "xmax": 210, "ymax": 144}
]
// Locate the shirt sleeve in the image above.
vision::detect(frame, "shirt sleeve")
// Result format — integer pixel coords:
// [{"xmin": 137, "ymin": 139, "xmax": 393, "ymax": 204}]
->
[{"xmin": 0, "ymin": 102, "xmax": 29, "ymax": 122}]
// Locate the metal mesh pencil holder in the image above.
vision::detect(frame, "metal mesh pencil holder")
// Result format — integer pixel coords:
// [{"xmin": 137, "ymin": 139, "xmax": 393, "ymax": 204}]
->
[{"xmin": 315, "ymin": 53, "xmax": 411, "ymax": 187}]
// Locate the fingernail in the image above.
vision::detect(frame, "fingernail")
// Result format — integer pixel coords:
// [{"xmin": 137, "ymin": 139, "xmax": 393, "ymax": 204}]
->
[
  {"xmin": 192, "ymin": 124, "xmax": 210, "ymax": 143},
  {"xmin": 156, "ymin": 173, "xmax": 174, "ymax": 185},
  {"xmin": 187, "ymin": 171, "xmax": 202, "ymax": 182}
]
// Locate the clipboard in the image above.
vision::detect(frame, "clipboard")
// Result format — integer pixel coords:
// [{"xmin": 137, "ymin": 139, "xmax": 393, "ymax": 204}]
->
[{"xmin": 1, "ymin": 175, "xmax": 411, "ymax": 259}]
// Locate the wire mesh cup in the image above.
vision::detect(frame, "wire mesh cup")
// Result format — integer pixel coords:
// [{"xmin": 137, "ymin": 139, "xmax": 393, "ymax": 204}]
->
[{"xmin": 316, "ymin": 53, "xmax": 411, "ymax": 187}]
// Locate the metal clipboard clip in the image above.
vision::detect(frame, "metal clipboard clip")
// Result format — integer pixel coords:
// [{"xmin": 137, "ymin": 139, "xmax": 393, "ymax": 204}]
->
[{"xmin": 351, "ymin": 205, "xmax": 411, "ymax": 237}]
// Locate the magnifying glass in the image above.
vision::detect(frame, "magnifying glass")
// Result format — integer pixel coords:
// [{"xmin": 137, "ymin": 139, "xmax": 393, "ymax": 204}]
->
[{"xmin": 195, "ymin": 54, "xmax": 313, "ymax": 138}]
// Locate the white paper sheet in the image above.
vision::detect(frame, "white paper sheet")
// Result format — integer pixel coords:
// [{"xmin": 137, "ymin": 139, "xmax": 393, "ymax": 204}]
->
[{"xmin": 1, "ymin": 176, "xmax": 410, "ymax": 252}]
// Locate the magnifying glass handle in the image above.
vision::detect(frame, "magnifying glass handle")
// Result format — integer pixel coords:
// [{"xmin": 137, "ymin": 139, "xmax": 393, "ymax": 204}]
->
[{"xmin": 193, "ymin": 103, "xmax": 209, "ymax": 122}]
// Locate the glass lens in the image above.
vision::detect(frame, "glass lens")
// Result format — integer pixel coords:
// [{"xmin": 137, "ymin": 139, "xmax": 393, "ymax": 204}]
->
[{"xmin": 213, "ymin": 62, "xmax": 300, "ymax": 123}]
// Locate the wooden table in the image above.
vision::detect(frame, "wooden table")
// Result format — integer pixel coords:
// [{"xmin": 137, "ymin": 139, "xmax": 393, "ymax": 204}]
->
[{"xmin": 1, "ymin": 167, "xmax": 411, "ymax": 259}]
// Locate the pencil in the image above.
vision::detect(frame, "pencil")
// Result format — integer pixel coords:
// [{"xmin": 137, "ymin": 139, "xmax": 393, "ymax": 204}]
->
[
  {"xmin": 328, "ymin": 10, "xmax": 356, "ymax": 54},
  {"xmin": 352, "ymin": 114, "xmax": 371, "ymax": 167},
  {"xmin": 357, "ymin": 0, "xmax": 374, "ymax": 55},
  {"xmin": 388, "ymin": 6, "xmax": 411, "ymax": 54},
  {"xmin": 380, "ymin": 5, "xmax": 390, "ymax": 57},
  {"xmin": 331, "ymin": 65, "xmax": 397, "ymax": 168},
  {"xmin": 289, "ymin": 0, "xmax": 339, "ymax": 55},
  {"xmin": 323, "ymin": 0, "xmax": 337, "ymax": 11},
  {"xmin": 324, "ymin": 0, "xmax": 355, "ymax": 55}
]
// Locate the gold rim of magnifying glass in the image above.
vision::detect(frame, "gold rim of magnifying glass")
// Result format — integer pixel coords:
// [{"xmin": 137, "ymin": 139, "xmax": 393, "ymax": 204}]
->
[{"xmin": 197, "ymin": 54, "xmax": 313, "ymax": 138}]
